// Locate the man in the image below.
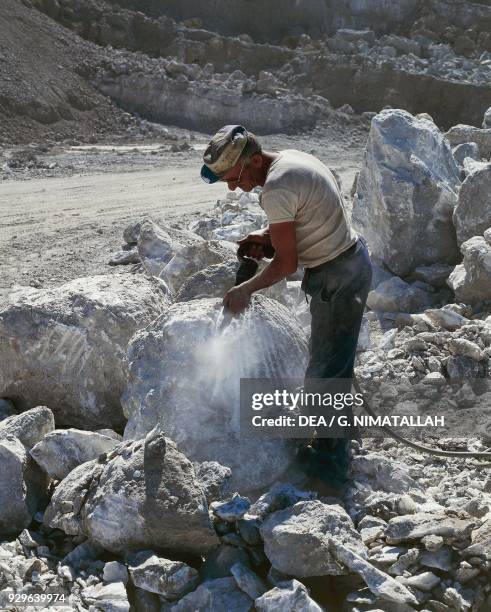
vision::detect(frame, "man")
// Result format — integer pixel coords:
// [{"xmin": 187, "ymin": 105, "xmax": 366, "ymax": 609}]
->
[{"xmin": 201, "ymin": 124, "xmax": 372, "ymax": 493}]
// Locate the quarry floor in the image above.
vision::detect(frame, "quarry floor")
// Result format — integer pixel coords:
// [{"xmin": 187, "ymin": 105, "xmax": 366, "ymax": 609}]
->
[{"xmin": 0, "ymin": 122, "xmax": 367, "ymax": 308}]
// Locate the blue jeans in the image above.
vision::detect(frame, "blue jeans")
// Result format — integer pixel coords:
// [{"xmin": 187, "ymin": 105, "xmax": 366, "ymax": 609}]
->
[{"xmin": 298, "ymin": 236, "xmax": 372, "ymax": 486}]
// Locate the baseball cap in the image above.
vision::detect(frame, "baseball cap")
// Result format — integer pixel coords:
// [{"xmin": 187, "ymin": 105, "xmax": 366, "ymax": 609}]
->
[{"xmin": 201, "ymin": 125, "xmax": 249, "ymax": 183}]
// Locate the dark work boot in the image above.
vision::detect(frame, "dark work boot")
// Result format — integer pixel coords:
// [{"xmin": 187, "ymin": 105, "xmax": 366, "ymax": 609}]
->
[{"xmin": 297, "ymin": 438, "xmax": 352, "ymax": 498}]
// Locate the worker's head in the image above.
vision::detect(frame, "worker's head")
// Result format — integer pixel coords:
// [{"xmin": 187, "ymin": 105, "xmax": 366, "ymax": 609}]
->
[{"xmin": 200, "ymin": 125, "xmax": 264, "ymax": 192}]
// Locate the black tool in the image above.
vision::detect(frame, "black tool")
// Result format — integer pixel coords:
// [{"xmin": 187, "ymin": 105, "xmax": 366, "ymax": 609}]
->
[{"xmin": 234, "ymin": 256, "xmax": 259, "ymax": 286}]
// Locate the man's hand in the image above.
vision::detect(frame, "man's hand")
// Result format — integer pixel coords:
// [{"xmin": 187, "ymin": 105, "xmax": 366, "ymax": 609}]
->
[
  {"xmin": 222, "ymin": 222, "xmax": 297, "ymax": 314},
  {"xmin": 223, "ymin": 284, "xmax": 252, "ymax": 314}
]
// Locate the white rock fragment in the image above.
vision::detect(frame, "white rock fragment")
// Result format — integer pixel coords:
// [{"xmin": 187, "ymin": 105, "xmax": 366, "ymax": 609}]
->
[
  {"xmin": 44, "ymin": 432, "xmax": 218, "ymax": 556},
  {"xmin": 333, "ymin": 542, "xmax": 418, "ymax": 605},
  {"xmin": 165, "ymin": 577, "xmax": 253, "ymax": 611},
  {"xmin": 82, "ymin": 581, "xmax": 130, "ymax": 612},
  {"xmin": 448, "ymin": 234, "xmax": 491, "ymax": 305},
  {"xmin": 385, "ymin": 513, "xmax": 475, "ymax": 544},
  {"xmin": 127, "ymin": 550, "xmax": 198, "ymax": 600},
  {"xmin": 453, "ymin": 163, "xmax": 491, "ymax": 245},
  {"xmin": 424, "ymin": 307, "xmax": 469, "ymax": 330},
  {"xmin": 0, "ymin": 406, "xmax": 54, "ymax": 449},
  {"xmin": 448, "ymin": 338, "xmax": 486, "ymax": 361},
  {"xmin": 30, "ymin": 429, "xmax": 119, "ymax": 480},
  {"xmin": 400, "ymin": 570, "xmax": 440, "ymax": 591},
  {"xmin": 445, "ymin": 124, "xmax": 491, "ymax": 158},
  {"xmin": 352, "ymin": 454, "xmax": 416, "ymax": 494},
  {"xmin": 260, "ymin": 500, "xmax": 366, "ymax": 577},
  {"xmin": 103, "ymin": 561, "xmax": 129, "ymax": 585},
  {"xmin": 255, "ymin": 579, "xmax": 322, "ymax": 611}
]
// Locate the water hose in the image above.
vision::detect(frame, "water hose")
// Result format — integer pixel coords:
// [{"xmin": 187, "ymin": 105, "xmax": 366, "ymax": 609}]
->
[
  {"xmin": 225, "ymin": 254, "xmax": 491, "ymax": 463},
  {"xmin": 352, "ymin": 375, "xmax": 491, "ymax": 463}
]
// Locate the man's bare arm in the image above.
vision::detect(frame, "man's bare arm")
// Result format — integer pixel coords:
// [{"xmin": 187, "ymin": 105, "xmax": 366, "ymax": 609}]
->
[{"xmin": 241, "ymin": 221, "xmax": 297, "ymax": 292}]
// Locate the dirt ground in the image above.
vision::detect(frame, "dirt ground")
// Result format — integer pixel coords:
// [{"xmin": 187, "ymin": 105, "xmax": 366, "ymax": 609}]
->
[{"xmin": 0, "ymin": 122, "xmax": 366, "ymax": 308}]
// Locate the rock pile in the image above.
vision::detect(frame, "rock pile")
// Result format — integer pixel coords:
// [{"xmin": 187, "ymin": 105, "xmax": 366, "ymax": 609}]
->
[
  {"xmin": 0, "ymin": 454, "xmax": 489, "ymax": 610},
  {"xmin": 5, "ymin": 0, "xmax": 491, "ymax": 143},
  {"xmin": 1, "ymin": 104, "xmax": 491, "ymax": 608},
  {"xmin": 354, "ymin": 108, "xmax": 491, "ymax": 314}
]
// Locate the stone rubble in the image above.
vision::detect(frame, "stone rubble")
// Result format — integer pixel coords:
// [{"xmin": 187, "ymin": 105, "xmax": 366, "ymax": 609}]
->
[
  {"xmin": 26, "ymin": 0, "xmax": 491, "ymax": 138},
  {"xmin": 0, "ymin": 406, "xmax": 55, "ymax": 450},
  {"xmin": 29, "ymin": 428, "xmax": 120, "ymax": 481},
  {"xmin": 2, "ymin": 93, "xmax": 491, "ymax": 611},
  {"xmin": 44, "ymin": 430, "xmax": 219, "ymax": 556}
]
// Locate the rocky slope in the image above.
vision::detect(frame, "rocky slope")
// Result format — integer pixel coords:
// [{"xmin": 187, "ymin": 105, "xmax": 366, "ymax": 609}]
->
[
  {"xmin": 2, "ymin": 0, "xmax": 491, "ymax": 143},
  {"xmin": 0, "ymin": 0, "xmax": 131, "ymax": 145}
]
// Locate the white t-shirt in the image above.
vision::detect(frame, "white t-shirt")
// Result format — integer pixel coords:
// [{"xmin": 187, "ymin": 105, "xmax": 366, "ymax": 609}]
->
[{"xmin": 260, "ymin": 149, "xmax": 358, "ymax": 268}]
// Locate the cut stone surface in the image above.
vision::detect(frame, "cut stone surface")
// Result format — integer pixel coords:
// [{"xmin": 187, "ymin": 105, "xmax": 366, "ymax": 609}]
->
[
  {"xmin": 44, "ymin": 431, "xmax": 218, "ymax": 556},
  {"xmin": 127, "ymin": 550, "xmax": 198, "ymax": 600},
  {"xmin": 254, "ymin": 579, "xmax": 322, "ymax": 612},
  {"xmin": 260, "ymin": 500, "xmax": 366, "ymax": 577},
  {"xmin": 30, "ymin": 428, "xmax": 119, "ymax": 480},
  {"xmin": 0, "ymin": 436, "xmax": 49, "ymax": 537},
  {"xmin": 353, "ymin": 109, "xmax": 460, "ymax": 277},
  {"xmin": 0, "ymin": 274, "xmax": 170, "ymax": 430},
  {"xmin": 122, "ymin": 296, "xmax": 308, "ymax": 493},
  {"xmin": 0, "ymin": 406, "xmax": 54, "ymax": 450},
  {"xmin": 453, "ymin": 163, "xmax": 491, "ymax": 245}
]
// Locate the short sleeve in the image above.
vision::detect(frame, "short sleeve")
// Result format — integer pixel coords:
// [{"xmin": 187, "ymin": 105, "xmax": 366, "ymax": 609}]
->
[{"xmin": 260, "ymin": 188, "xmax": 298, "ymax": 224}]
